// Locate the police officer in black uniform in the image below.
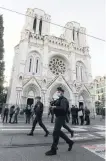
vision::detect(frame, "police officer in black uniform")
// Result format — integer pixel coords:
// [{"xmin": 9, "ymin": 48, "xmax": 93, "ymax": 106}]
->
[
  {"xmin": 27, "ymin": 96, "xmax": 49, "ymax": 137},
  {"xmin": 45, "ymin": 87, "xmax": 74, "ymax": 156}
]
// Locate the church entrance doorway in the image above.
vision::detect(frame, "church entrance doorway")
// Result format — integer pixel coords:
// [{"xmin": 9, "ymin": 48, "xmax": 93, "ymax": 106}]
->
[
  {"xmin": 79, "ymin": 102, "xmax": 84, "ymax": 108},
  {"xmin": 27, "ymin": 98, "xmax": 34, "ymax": 106}
]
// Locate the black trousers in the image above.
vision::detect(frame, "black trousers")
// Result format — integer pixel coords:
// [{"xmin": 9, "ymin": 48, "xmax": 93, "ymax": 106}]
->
[
  {"xmin": 85, "ymin": 115, "xmax": 90, "ymax": 125},
  {"xmin": 31, "ymin": 116, "xmax": 48, "ymax": 134},
  {"xmin": 3, "ymin": 114, "xmax": 8, "ymax": 123},
  {"xmin": 79, "ymin": 116, "xmax": 84, "ymax": 125},
  {"xmin": 63, "ymin": 123, "xmax": 73, "ymax": 135},
  {"xmin": 51, "ymin": 116, "xmax": 73, "ymax": 150},
  {"xmin": 26, "ymin": 115, "xmax": 31, "ymax": 124},
  {"xmin": 13, "ymin": 114, "xmax": 18, "ymax": 123},
  {"xmin": 72, "ymin": 115, "xmax": 77, "ymax": 125},
  {"xmin": 51, "ymin": 113, "xmax": 54, "ymax": 123},
  {"xmin": 9, "ymin": 114, "xmax": 13, "ymax": 123}
]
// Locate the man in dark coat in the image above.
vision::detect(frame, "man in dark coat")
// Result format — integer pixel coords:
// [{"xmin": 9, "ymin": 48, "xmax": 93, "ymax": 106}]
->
[
  {"xmin": 13, "ymin": 106, "xmax": 20, "ymax": 123},
  {"xmin": 2, "ymin": 105, "xmax": 9, "ymax": 123},
  {"xmin": 9, "ymin": 105, "xmax": 15, "ymax": 123},
  {"xmin": 28, "ymin": 96, "xmax": 49, "ymax": 137},
  {"xmin": 71, "ymin": 105, "xmax": 77, "ymax": 125},
  {"xmin": 45, "ymin": 87, "xmax": 74, "ymax": 156},
  {"xmin": 24, "ymin": 105, "xmax": 32, "ymax": 124},
  {"xmin": 85, "ymin": 106, "xmax": 90, "ymax": 125}
]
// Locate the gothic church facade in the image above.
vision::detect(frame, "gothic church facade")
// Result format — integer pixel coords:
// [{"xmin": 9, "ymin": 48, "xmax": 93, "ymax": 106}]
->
[{"xmin": 7, "ymin": 8, "xmax": 95, "ymax": 113}]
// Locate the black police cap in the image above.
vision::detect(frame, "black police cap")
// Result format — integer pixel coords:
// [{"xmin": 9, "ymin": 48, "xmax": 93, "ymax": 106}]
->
[{"xmin": 57, "ymin": 87, "xmax": 64, "ymax": 93}]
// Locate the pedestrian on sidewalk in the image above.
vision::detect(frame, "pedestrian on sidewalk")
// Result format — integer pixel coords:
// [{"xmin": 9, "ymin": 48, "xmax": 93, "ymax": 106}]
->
[
  {"xmin": 78, "ymin": 106, "xmax": 84, "ymax": 125},
  {"xmin": 13, "ymin": 106, "xmax": 20, "ymax": 123},
  {"xmin": 84, "ymin": 106, "xmax": 90, "ymax": 125},
  {"xmin": 9, "ymin": 105, "xmax": 15, "ymax": 123},
  {"xmin": 71, "ymin": 105, "xmax": 77, "ymax": 125},
  {"xmin": 75, "ymin": 105, "xmax": 79, "ymax": 125},
  {"xmin": 2, "ymin": 105, "xmax": 9, "ymax": 123},
  {"xmin": 24, "ymin": 105, "xmax": 31, "ymax": 124},
  {"xmin": 45, "ymin": 87, "xmax": 74, "ymax": 156},
  {"xmin": 27, "ymin": 96, "xmax": 49, "ymax": 137}
]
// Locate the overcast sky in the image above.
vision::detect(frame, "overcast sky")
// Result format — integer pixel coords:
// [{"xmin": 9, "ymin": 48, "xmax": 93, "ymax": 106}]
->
[{"xmin": 0, "ymin": 0, "xmax": 105, "ymax": 85}]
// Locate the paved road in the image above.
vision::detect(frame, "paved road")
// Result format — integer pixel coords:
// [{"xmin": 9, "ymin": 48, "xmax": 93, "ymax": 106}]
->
[{"xmin": 0, "ymin": 116, "xmax": 105, "ymax": 161}]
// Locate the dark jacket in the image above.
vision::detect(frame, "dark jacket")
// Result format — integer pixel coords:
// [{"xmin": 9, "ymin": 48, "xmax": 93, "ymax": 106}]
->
[
  {"xmin": 85, "ymin": 109, "xmax": 90, "ymax": 116},
  {"xmin": 34, "ymin": 101, "xmax": 43, "ymax": 117},
  {"xmin": 4, "ymin": 107, "xmax": 9, "ymax": 115},
  {"xmin": 53, "ymin": 96, "xmax": 69, "ymax": 117},
  {"xmin": 71, "ymin": 107, "xmax": 77, "ymax": 116},
  {"xmin": 24, "ymin": 107, "xmax": 31, "ymax": 116},
  {"xmin": 10, "ymin": 106, "xmax": 15, "ymax": 115}
]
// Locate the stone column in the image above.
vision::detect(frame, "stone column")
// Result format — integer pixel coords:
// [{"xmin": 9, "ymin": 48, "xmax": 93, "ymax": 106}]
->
[{"xmin": 75, "ymin": 93, "xmax": 79, "ymax": 106}]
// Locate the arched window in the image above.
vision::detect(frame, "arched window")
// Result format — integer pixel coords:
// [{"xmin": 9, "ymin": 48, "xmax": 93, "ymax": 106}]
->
[
  {"xmin": 29, "ymin": 58, "xmax": 32, "ymax": 72},
  {"xmin": 39, "ymin": 19, "xmax": 42, "ymax": 35},
  {"xmin": 33, "ymin": 17, "xmax": 37, "ymax": 33},
  {"xmin": 76, "ymin": 61, "xmax": 86, "ymax": 82},
  {"xmin": 76, "ymin": 66, "xmax": 78, "ymax": 79},
  {"xmin": 36, "ymin": 59, "xmax": 38, "ymax": 73},
  {"xmin": 81, "ymin": 67, "xmax": 83, "ymax": 81}
]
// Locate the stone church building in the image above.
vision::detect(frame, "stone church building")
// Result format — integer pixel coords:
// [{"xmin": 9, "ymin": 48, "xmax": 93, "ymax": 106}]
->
[{"xmin": 7, "ymin": 8, "xmax": 95, "ymax": 113}]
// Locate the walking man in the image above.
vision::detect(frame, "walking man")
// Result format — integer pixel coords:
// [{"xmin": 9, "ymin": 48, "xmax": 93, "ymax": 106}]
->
[
  {"xmin": 28, "ymin": 96, "xmax": 49, "ymax": 137},
  {"xmin": 45, "ymin": 87, "xmax": 74, "ymax": 156}
]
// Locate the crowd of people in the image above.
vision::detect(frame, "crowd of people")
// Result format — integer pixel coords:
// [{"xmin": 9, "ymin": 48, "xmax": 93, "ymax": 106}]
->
[
  {"xmin": 1, "ymin": 101, "xmax": 90, "ymax": 126},
  {"xmin": 48, "ymin": 102, "xmax": 90, "ymax": 126},
  {"xmin": 1, "ymin": 87, "xmax": 91, "ymax": 156}
]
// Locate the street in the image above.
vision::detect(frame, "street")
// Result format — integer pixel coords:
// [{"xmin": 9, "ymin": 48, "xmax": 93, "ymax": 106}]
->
[{"xmin": 0, "ymin": 116, "xmax": 105, "ymax": 161}]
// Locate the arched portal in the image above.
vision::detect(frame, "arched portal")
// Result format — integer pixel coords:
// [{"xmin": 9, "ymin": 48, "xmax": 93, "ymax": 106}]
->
[
  {"xmin": 22, "ymin": 84, "xmax": 40, "ymax": 105},
  {"xmin": 78, "ymin": 90, "xmax": 91, "ymax": 108}
]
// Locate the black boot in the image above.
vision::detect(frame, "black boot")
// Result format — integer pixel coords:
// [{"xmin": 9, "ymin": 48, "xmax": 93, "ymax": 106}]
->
[
  {"xmin": 44, "ymin": 131, "xmax": 49, "ymax": 137},
  {"xmin": 45, "ymin": 149, "xmax": 57, "ymax": 156},
  {"xmin": 27, "ymin": 132, "xmax": 33, "ymax": 136},
  {"xmin": 68, "ymin": 141, "xmax": 74, "ymax": 151}
]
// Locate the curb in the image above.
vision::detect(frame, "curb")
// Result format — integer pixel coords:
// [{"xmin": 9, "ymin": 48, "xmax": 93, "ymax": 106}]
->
[{"xmin": 0, "ymin": 137, "xmax": 105, "ymax": 148}]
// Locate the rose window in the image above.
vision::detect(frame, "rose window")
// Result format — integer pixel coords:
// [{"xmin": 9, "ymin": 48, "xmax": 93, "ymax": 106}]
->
[{"xmin": 49, "ymin": 57, "xmax": 66, "ymax": 75}]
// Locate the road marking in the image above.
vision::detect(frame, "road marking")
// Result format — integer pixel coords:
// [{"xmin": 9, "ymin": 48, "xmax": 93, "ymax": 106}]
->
[
  {"xmin": 82, "ymin": 144, "xmax": 105, "ymax": 159},
  {"xmin": 95, "ymin": 132, "xmax": 105, "ymax": 137}
]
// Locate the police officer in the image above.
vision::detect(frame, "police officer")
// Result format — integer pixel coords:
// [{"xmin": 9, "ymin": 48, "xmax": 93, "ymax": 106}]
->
[
  {"xmin": 27, "ymin": 96, "xmax": 49, "ymax": 137},
  {"xmin": 45, "ymin": 87, "xmax": 74, "ymax": 156}
]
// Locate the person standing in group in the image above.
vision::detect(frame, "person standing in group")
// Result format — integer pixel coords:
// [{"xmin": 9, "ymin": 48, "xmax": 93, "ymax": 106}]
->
[
  {"xmin": 27, "ymin": 96, "xmax": 49, "ymax": 137},
  {"xmin": 13, "ymin": 106, "xmax": 20, "ymax": 123},
  {"xmin": 9, "ymin": 105, "xmax": 15, "ymax": 123},
  {"xmin": 2, "ymin": 105, "xmax": 9, "ymax": 123},
  {"xmin": 84, "ymin": 106, "xmax": 90, "ymax": 125},
  {"xmin": 48, "ymin": 99, "xmax": 55, "ymax": 123},
  {"xmin": 75, "ymin": 105, "xmax": 79, "ymax": 125},
  {"xmin": 71, "ymin": 105, "xmax": 77, "ymax": 125},
  {"xmin": 45, "ymin": 87, "xmax": 74, "ymax": 156},
  {"xmin": 31, "ymin": 104, "xmax": 35, "ymax": 123},
  {"xmin": 78, "ymin": 105, "xmax": 84, "ymax": 125},
  {"xmin": 24, "ymin": 105, "xmax": 31, "ymax": 124}
]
